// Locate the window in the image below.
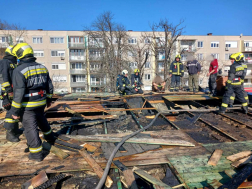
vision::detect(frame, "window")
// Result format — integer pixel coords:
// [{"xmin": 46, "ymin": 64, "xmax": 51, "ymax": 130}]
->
[
  {"xmin": 52, "ymin": 65, "xmax": 58, "ymax": 69},
  {"xmin": 145, "ymin": 62, "xmax": 151, "ymax": 68},
  {"xmin": 69, "ymin": 36, "xmax": 84, "ymax": 43},
  {"xmin": 70, "ymin": 49, "xmax": 84, "ymax": 56},
  {"xmin": 52, "ymin": 63, "xmax": 66, "ymax": 70},
  {"xmin": 33, "ymin": 37, "xmax": 43, "ymax": 44},
  {"xmin": 50, "ymin": 37, "xmax": 64, "ymax": 44},
  {"xmin": 16, "ymin": 37, "xmax": 24, "ymax": 43},
  {"xmin": 158, "ymin": 51, "xmax": 165, "ymax": 60},
  {"xmin": 72, "ymin": 87, "xmax": 86, "ymax": 93},
  {"xmin": 51, "ymin": 50, "xmax": 65, "ymax": 57},
  {"xmin": 211, "ymin": 42, "xmax": 219, "ymax": 48},
  {"xmin": 128, "ymin": 51, "xmax": 136, "ymax": 57},
  {"xmin": 1, "ymin": 36, "xmax": 8, "ymax": 43},
  {"xmin": 145, "ymin": 74, "xmax": 151, "ymax": 80},
  {"xmin": 211, "ymin": 53, "xmax": 219, "ymax": 60},
  {"xmin": 225, "ymin": 53, "xmax": 233, "ymax": 60},
  {"xmin": 197, "ymin": 41, "xmax": 203, "ymax": 48},
  {"xmin": 181, "ymin": 54, "xmax": 187, "ymax": 61},
  {"xmin": 90, "ymin": 64, "xmax": 100, "ymax": 70},
  {"xmin": 72, "ymin": 75, "xmax": 86, "ymax": 82},
  {"xmin": 53, "ymin": 75, "xmax": 67, "ymax": 82},
  {"xmin": 34, "ymin": 50, "xmax": 44, "ymax": 57},
  {"xmin": 225, "ymin": 41, "xmax": 237, "ymax": 48},
  {"xmin": 197, "ymin": 53, "xmax": 203, "ymax": 60},
  {"xmin": 144, "ymin": 37, "xmax": 151, "ymax": 44},
  {"xmin": 129, "ymin": 62, "xmax": 138, "ymax": 68},
  {"xmin": 244, "ymin": 42, "xmax": 252, "ymax": 48},
  {"xmin": 89, "ymin": 49, "xmax": 102, "ymax": 57},
  {"xmin": 89, "ymin": 37, "xmax": 103, "ymax": 47},
  {"xmin": 128, "ymin": 38, "xmax": 137, "ymax": 44},
  {"xmin": 71, "ymin": 63, "xmax": 85, "ymax": 69}
]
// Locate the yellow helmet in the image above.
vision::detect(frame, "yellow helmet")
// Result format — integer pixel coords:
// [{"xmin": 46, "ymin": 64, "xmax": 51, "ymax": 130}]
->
[
  {"xmin": 5, "ymin": 45, "xmax": 15, "ymax": 56},
  {"xmin": 134, "ymin": 68, "xmax": 140, "ymax": 73},
  {"xmin": 175, "ymin": 54, "xmax": 181, "ymax": 59},
  {"xmin": 229, "ymin": 52, "xmax": 244, "ymax": 62},
  {"xmin": 12, "ymin": 43, "xmax": 33, "ymax": 59}
]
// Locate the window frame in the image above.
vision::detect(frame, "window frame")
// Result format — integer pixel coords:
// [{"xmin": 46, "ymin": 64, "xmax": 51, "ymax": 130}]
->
[{"xmin": 50, "ymin": 37, "xmax": 64, "ymax": 44}]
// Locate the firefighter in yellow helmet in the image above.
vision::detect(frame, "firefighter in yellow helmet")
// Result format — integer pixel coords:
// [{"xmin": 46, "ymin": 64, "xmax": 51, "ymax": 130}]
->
[
  {"xmin": 0, "ymin": 46, "xmax": 22, "ymax": 142},
  {"xmin": 9, "ymin": 43, "xmax": 54, "ymax": 161},
  {"xmin": 169, "ymin": 55, "xmax": 184, "ymax": 92},
  {"xmin": 219, "ymin": 52, "xmax": 248, "ymax": 114},
  {"xmin": 131, "ymin": 68, "xmax": 143, "ymax": 94}
]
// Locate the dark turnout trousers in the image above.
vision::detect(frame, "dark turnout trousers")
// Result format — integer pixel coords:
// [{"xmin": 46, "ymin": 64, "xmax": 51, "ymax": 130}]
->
[
  {"xmin": 209, "ymin": 73, "xmax": 217, "ymax": 94},
  {"xmin": 220, "ymin": 85, "xmax": 248, "ymax": 113},
  {"xmin": 229, "ymin": 86, "xmax": 249, "ymax": 106},
  {"xmin": 188, "ymin": 74, "xmax": 199, "ymax": 91},
  {"xmin": 20, "ymin": 107, "xmax": 53, "ymax": 158},
  {"xmin": 4, "ymin": 110, "xmax": 19, "ymax": 131},
  {"xmin": 171, "ymin": 75, "xmax": 181, "ymax": 90}
]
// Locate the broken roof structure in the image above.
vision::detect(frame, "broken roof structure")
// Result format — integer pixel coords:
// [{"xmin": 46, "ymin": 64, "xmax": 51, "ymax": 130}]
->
[{"xmin": 1, "ymin": 92, "xmax": 252, "ymax": 189}]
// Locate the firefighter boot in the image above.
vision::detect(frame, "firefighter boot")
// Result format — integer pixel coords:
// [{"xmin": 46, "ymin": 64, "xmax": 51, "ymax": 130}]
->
[
  {"xmin": 243, "ymin": 106, "xmax": 248, "ymax": 114},
  {"xmin": 28, "ymin": 151, "xmax": 44, "ymax": 162},
  {"xmin": 13, "ymin": 124, "xmax": 23, "ymax": 135},
  {"xmin": 44, "ymin": 131, "xmax": 55, "ymax": 144},
  {"xmin": 6, "ymin": 129, "xmax": 20, "ymax": 142}
]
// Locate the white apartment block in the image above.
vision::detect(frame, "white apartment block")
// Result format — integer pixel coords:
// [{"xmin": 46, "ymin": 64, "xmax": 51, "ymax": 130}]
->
[{"xmin": 0, "ymin": 30, "xmax": 252, "ymax": 92}]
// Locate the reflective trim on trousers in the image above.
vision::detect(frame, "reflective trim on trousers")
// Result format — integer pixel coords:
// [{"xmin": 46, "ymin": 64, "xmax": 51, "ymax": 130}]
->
[
  {"xmin": 242, "ymin": 103, "xmax": 248, "ymax": 106},
  {"xmin": 43, "ymin": 129, "xmax": 52, "ymax": 135},
  {"xmin": 29, "ymin": 146, "xmax": 43, "ymax": 153},
  {"xmin": 221, "ymin": 103, "xmax": 228, "ymax": 107}
]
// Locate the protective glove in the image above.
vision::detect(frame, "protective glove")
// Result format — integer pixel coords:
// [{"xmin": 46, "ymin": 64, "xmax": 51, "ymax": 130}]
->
[
  {"xmin": 120, "ymin": 86, "xmax": 125, "ymax": 91},
  {"xmin": 5, "ymin": 86, "xmax": 13, "ymax": 93},
  {"xmin": 2, "ymin": 96, "xmax": 11, "ymax": 110}
]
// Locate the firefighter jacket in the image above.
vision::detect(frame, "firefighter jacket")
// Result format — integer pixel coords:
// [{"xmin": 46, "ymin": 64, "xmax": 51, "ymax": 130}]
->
[
  {"xmin": 226, "ymin": 61, "xmax": 247, "ymax": 86},
  {"xmin": 9, "ymin": 57, "xmax": 54, "ymax": 117},
  {"xmin": 0, "ymin": 55, "xmax": 17, "ymax": 93},
  {"xmin": 131, "ymin": 74, "xmax": 143, "ymax": 88},
  {"xmin": 117, "ymin": 74, "xmax": 130, "ymax": 90},
  {"xmin": 169, "ymin": 60, "xmax": 184, "ymax": 76}
]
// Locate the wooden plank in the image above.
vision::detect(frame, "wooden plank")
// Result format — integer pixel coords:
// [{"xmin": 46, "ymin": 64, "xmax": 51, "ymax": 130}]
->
[
  {"xmin": 238, "ymin": 181, "xmax": 252, "ymax": 188},
  {"xmin": 207, "ymin": 179, "xmax": 222, "ymax": 189},
  {"xmin": 22, "ymin": 171, "xmax": 48, "ymax": 189},
  {"xmin": 42, "ymin": 142, "xmax": 69, "ymax": 160},
  {"xmin": 208, "ymin": 149, "xmax": 223, "ymax": 166},
  {"xmin": 79, "ymin": 149, "xmax": 113, "ymax": 188},
  {"xmin": 133, "ymin": 167, "xmax": 172, "ymax": 189},
  {"xmin": 66, "ymin": 135, "xmax": 195, "ymax": 147},
  {"xmin": 232, "ymin": 155, "xmax": 252, "ymax": 168},
  {"xmin": 227, "ymin": 151, "xmax": 252, "ymax": 162}
]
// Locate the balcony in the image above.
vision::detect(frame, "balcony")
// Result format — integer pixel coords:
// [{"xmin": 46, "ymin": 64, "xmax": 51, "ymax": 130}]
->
[
  {"xmin": 245, "ymin": 47, "xmax": 252, "ymax": 52},
  {"xmin": 89, "ymin": 55, "xmax": 102, "ymax": 61},
  {"xmin": 90, "ymin": 82, "xmax": 105, "ymax": 87},
  {"xmin": 69, "ymin": 56, "xmax": 85, "ymax": 61},
  {"xmin": 70, "ymin": 82, "xmax": 86, "ymax": 88},
  {"xmin": 181, "ymin": 45, "xmax": 196, "ymax": 52},
  {"xmin": 70, "ymin": 69, "xmax": 87, "ymax": 74},
  {"xmin": 68, "ymin": 42, "xmax": 85, "ymax": 49}
]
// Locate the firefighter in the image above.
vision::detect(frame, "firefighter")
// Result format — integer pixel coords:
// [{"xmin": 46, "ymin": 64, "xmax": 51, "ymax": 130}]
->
[
  {"xmin": 117, "ymin": 70, "xmax": 136, "ymax": 95},
  {"xmin": 229, "ymin": 61, "xmax": 249, "ymax": 107},
  {"xmin": 169, "ymin": 55, "xmax": 184, "ymax": 92},
  {"xmin": 131, "ymin": 69, "xmax": 143, "ymax": 94},
  {"xmin": 219, "ymin": 52, "xmax": 248, "ymax": 114},
  {"xmin": 0, "ymin": 46, "xmax": 22, "ymax": 142},
  {"xmin": 9, "ymin": 43, "xmax": 54, "ymax": 161}
]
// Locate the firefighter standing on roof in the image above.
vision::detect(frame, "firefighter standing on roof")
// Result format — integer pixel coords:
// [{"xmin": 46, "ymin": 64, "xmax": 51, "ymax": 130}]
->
[
  {"xmin": 169, "ymin": 55, "xmax": 184, "ymax": 92},
  {"xmin": 219, "ymin": 52, "xmax": 248, "ymax": 114},
  {"xmin": 131, "ymin": 69, "xmax": 143, "ymax": 94},
  {"xmin": 9, "ymin": 43, "xmax": 54, "ymax": 161},
  {"xmin": 0, "ymin": 46, "xmax": 22, "ymax": 142}
]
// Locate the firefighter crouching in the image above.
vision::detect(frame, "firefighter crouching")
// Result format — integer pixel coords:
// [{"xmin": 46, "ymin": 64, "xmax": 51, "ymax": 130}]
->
[
  {"xmin": 0, "ymin": 46, "xmax": 22, "ymax": 142},
  {"xmin": 9, "ymin": 43, "xmax": 54, "ymax": 161},
  {"xmin": 117, "ymin": 70, "xmax": 136, "ymax": 95},
  {"xmin": 169, "ymin": 55, "xmax": 184, "ymax": 92},
  {"xmin": 219, "ymin": 52, "xmax": 248, "ymax": 114},
  {"xmin": 131, "ymin": 69, "xmax": 143, "ymax": 94}
]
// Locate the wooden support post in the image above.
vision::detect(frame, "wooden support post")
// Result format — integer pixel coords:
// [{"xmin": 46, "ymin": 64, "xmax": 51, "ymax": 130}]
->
[
  {"xmin": 208, "ymin": 149, "xmax": 223, "ymax": 166},
  {"xmin": 79, "ymin": 149, "xmax": 113, "ymax": 188},
  {"xmin": 133, "ymin": 167, "xmax": 172, "ymax": 189}
]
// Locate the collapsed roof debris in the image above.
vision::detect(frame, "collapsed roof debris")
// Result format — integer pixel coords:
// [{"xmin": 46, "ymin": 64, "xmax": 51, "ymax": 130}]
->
[{"xmin": 1, "ymin": 92, "xmax": 252, "ymax": 188}]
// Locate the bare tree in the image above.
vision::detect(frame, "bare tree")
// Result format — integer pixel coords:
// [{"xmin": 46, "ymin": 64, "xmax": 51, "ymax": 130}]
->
[
  {"xmin": 0, "ymin": 19, "xmax": 27, "ymax": 47},
  {"xmin": 148, "ymin": 19, "xmax": 185, "ymax": 85},
  {"xmin": 84, "ymin": 11, "xmax": 131, "ymax": 92}
]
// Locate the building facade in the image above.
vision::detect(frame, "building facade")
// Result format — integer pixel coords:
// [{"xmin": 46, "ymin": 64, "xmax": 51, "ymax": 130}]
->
[{"xmin": 0, "ymin": 30, "xmax": 252, "ymax": 92}]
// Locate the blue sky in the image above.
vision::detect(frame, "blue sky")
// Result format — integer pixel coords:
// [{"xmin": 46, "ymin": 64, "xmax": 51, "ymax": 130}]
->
[{"xmin": 1, "ymin": 0, "xmax": 252, "ymax": 35}]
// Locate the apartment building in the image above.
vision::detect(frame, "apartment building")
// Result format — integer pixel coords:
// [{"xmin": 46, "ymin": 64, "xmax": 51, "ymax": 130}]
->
[{"xmin": 0, "ymin": 30, "xmax": 252, "ymax": 92}]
